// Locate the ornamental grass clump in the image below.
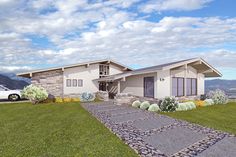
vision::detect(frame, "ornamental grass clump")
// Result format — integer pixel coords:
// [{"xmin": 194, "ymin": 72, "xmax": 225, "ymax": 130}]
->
[
  {"xmin": 159, "ymin": 97, "xmax": 178, "ymax": 112},
  {"xmin": 55, "ymin": 97, "xmax": 63, "ymax": 103},
  {"xmin": 207, "ymin": 89, "xmax": 228, "ymax": 105},
  {"xmin": 21, "ymin": 85, "xmax": 48, "ymax": 104},
  {"xmin": 81, "ymin": 92, "xmax": 95, "ymax": 102},
  {"xmin": 140, "ymin": 101, "xmax": 150, "ymax": 110},
  {"xmin": 194, "ymin": 100, "xmax": 205, "ymax": 107},
  {"xmin": 148, "ymin": 104, "xmax": 160, "ymax": 112},
  {"xmin": 71, "ymin": 98, "xmax": 80, "ymax": 102},
  {"xmin": 63, "ymin": 97, "xmax": 72, "ymax": 102},
  {"xmin": 132, "ymin": 100, "xmax": 141, "ymax": 108}
]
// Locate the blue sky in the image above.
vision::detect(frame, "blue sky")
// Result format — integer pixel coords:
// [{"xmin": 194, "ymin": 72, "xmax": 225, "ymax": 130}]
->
[{"xmin": 0, "ymin": 0, "xmax": 236, "ymax": 79}]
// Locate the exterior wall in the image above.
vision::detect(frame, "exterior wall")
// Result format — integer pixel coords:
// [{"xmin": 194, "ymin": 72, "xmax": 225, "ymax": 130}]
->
[
  {"xmin": 197, "ymin": 73, "xmax": 205, "ymax": 95},
  {"xmin": 63, "ymin": 64, "xmax": 99, "ymax": 95},
  {"xmin": 156, "ymin": 70, "xmax": 171, "ymax": 98},
  {"xmin": 109, "ymin": 64, "xmax": 125, "ymax": 75},
  {"xmin": 31, "ymin": 70, "xmax": 63, "ymax": 97},
  {"xmin": 120, "ymin": 73, "xmax": 157, "ymax": 98},
  {"xmin": 170, "ymin": 66, "xmax": 197, "ymax": 78},
  {"xmin": 170, "ymin": 65, "xmax": 204, "ymax": 96}
]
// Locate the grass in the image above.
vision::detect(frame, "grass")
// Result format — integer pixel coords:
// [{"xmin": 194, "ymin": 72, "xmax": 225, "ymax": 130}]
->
[
  {"xmin": 0, "ymin": 102, "xmax": 138, "ymax": 157},
  {"xmin": 161, "ymin": 102, "xmax": 236, "ymax": 135}
]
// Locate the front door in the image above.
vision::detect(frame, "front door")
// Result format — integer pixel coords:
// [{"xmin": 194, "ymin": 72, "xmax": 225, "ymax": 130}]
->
[
  {"xmin": 99, "ymin": 82, "xmax": 106, "ymax": 91},
  {"xmin": 144, "ymin": 77, "xmax": 154, "ymax": 98}
]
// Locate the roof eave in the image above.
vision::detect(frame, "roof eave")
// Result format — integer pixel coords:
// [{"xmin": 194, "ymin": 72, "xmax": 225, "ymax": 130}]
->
[{"xmin": 17, "ymin": 59, "xmax": 133, "ymax": 78}]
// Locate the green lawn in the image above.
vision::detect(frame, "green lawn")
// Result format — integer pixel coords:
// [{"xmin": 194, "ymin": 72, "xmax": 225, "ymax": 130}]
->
[
  {"xmin": 0, "ymin": 102, "xmax": 138, "ymax": 157},
  {"xmin": 161, "ymin": 102, "xmax": 236, "ymax": 135}
]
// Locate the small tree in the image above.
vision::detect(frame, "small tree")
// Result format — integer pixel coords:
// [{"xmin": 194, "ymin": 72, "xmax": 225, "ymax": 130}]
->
[{"xmin": 21, "ymin": 85, "xmax": 48, "ymax": 104}]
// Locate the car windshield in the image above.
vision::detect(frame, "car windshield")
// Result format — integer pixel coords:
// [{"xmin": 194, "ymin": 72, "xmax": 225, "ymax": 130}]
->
[{"xmin": 0, "ymin": 85, "xmax": 9, "ymax": 91}]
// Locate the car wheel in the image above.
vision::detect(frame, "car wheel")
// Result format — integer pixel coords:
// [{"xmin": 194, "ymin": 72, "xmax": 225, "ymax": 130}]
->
[{"xmin": 8, "ymin": 94, "xmax": 20, "ymax": 101}]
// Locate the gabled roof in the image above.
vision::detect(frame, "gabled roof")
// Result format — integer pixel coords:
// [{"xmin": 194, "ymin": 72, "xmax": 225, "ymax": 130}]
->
[
  {"xmin": 17, "ymin": 59, "xmax": 133, "ymax": 78},
  {"xmin": 96, "ymin": 58, "xmax": 222, "ymax": 82}
]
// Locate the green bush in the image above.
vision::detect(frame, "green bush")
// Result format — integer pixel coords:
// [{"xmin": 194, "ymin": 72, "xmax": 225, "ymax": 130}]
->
[
  {"xmin": 140, "ymin": 101, "xmax": 150, "ymax": 110},
  {"xmin": 159, "ymin": 97, "xmax": 178, "ymax": 112},
  {"xmin": 148, "ymin": 104, "xmax": 160, "ymax": 112},
  {"xmin": 21, "ymin": 85, "xmax": 48, "ymax": 104},
  {"xmin": 132, "ymin": 100, "xmax": 141, "ymax": 108}
]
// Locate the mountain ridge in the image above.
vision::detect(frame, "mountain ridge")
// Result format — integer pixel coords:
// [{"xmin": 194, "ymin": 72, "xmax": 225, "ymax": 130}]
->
[{"xmin": 0, "ymin": 74, "xmax": 29, "ymax": 89}]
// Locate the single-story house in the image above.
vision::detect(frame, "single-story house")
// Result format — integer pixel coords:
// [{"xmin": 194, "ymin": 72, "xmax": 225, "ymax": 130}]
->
[{"xmin": 17, "ymin": 58, "xmax": 221, "ymax": 99}]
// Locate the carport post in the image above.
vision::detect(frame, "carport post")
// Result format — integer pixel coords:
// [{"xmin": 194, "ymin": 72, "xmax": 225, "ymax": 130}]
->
[{"xmin": 117, "ymin": 81, "xmax": 121, "ymax": 94}]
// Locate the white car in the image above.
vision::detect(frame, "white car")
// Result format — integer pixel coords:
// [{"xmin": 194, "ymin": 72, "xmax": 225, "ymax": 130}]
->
[{"xmin": 0, "ymin": 85, "xmax": 22, "ymax": 101}]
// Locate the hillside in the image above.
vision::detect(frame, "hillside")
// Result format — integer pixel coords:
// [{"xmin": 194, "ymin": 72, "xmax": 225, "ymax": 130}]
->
[
  {"xmin": 205, "ymin": 79, "xmax": 236, "ymax": 98},
  {"xmin": 205, "ymin": 79, "xmax": 236, "ymax": 91},
  {"xmin": 0, "ymin": 74, "xmax": 29, "ymax": 89}
]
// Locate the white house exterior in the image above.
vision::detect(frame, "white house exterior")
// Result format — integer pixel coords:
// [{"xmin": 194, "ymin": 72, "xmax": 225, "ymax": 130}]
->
[{"xmin": 17, "ymin": 58, "xmax": 221, "ymax": 99}]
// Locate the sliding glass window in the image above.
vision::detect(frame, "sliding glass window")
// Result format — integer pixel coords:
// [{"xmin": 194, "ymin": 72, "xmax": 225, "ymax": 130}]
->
[
  {"xmin": 172, "ymin": 77, "xmax": 184, "ymax": 97},
  {"xmin": 186, "ymin": 78, "xmax": 197, "ymax": 96}
]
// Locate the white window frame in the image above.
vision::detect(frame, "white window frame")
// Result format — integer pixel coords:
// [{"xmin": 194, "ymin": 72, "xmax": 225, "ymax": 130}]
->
[
  {"xmin": 78, "ymin": 79, "xmax": 83, "ymax": 87},
  {"xmin": 66, "ymin": 79, "xmax": 71, "ymax": 87}
]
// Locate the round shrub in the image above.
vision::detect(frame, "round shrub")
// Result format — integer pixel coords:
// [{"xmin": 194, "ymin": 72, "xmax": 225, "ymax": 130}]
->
[
  {"xmin": 21, "ymin": 85, "xmax": 48, "ymax": 104},
  {"xmin": 132, "ymin": 100, "xmax": 141, "ymax": 108},
  {"xmin": 176, "ymin": 103, "xmax": 187, "ymax": 111},
  {"xmin": 148, "ymin": 104, "xmax": 160, "ymax": 112},
  {"xmin": 207, "ymin": 89, "xmax": 228, "ymax": 105},
  {"xmin": 204, "ymin": 99, "xmax": 214, "ymax": 106},
  {"xmin": 185, "ymin": 103, "xmax": 192, "ymax": 110},
  {"xmin": 159, "ymin": 97, "xmax": 178, "ymax": 112},
  {"xmin": 140, "ymin": 101, "xmax": 150, "ymax": 110},
  {"xmin": 176, "ymin": 102, "xmax": 196, "ymax": 111},
  {"xmin": 188, "ymin": 102, "xmax": 196, "ymax": 109}
]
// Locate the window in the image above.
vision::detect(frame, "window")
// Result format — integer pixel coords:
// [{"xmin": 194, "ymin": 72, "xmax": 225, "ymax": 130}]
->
[
  {"xmin": 66, "ymin": 79, "xmax": 71, "ymax": 87},
  {"xmin": 78, "ymin": 79, "xmax": 83, "ymax": 87},
  {"xmin": 99, "ymin": 64, "xmax": 109, "ymax": 76},
  {"xmin": 172, "ymin": 77, "xmax": 184, "ymax": 97},
  {"xmin": 186, "ymin": 78, "xmax": 197, "ymax": 96},
  {"xmin": 72, "ymin": 79, "xmax": 77, "ymax": 87},
  {"xmin": 0, "ymin": 87, "xmax": 5, "ymax": 91},
  {"xmin": 66, "ymin": 79, "xmax": 83, "ymax": 87}
]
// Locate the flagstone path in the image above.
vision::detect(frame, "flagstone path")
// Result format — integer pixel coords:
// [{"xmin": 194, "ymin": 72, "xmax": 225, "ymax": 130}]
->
[{"xmin": 82, "ymin": 102, "xmax": 236, "ymax": 157}]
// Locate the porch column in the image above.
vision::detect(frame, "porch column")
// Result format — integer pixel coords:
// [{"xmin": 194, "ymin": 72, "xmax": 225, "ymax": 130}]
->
[
  {"xmin": 117, "ymin": 81, "xmax": 121, "ymax": 94},
  {"xmin": 184, "ymin": 64, "xmax": 187, "ymax": 96}
]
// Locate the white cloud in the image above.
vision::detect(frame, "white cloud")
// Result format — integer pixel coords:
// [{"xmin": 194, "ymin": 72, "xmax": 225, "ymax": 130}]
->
[
  {"xmin": 0, "ymin": 0, "xmax": 236, "ymax": 76},
  {"xmin": 140, "ymin": 0, "xmax": 213, "ymax": 13},
  {"xmin": 0, "ymin": 66, "xmax": 32, "ymax": 73}
]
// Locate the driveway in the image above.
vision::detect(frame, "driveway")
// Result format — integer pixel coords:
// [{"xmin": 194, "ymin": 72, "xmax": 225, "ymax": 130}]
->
[
  {"xmin": 82, "ymin": 102, "xmax": 236, "ymax": 157},
  {"xmin": 0, "ymin": 99, "xmax": 29, "ymax": 104}
]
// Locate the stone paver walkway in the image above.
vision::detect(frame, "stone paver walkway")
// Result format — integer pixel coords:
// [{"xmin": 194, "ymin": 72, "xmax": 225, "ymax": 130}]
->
[{"xmin": 82, "ymin": 102, "xmax": 236, "ymax": 157}]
